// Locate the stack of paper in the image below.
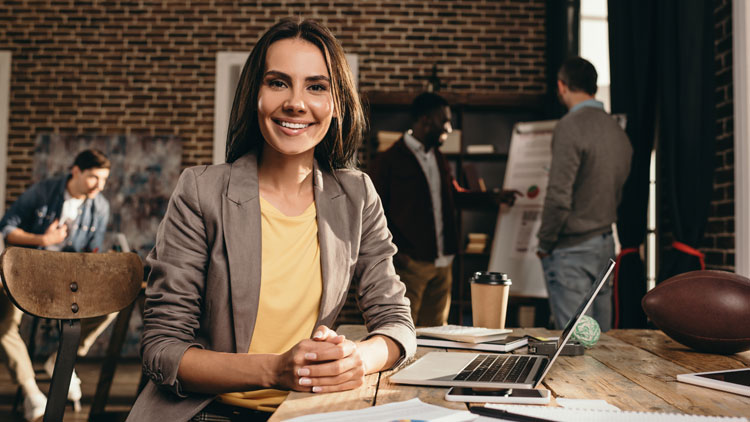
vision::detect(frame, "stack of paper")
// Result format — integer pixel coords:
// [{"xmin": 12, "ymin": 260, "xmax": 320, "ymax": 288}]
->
[
  {"xmin": 417, "ymin": 335, "xmax": 528, "ymax": 352},
  {"xmin": 286, "ymin": 398, "xmax": 474, "ymax": 422},
  {"xmin": 466, "ymin": 144, "xmax": 494, "ymax": 154},
  {"xmin": 416, "ymin": 325, "xmax": 512, "ymax": 343},
  {"xmin": 465, "ymin": 233, "xmax": 489, "ymax": 254},
  {"xmin": 481, "ymin": 404, "xmax": 749, "ymax": 422}
]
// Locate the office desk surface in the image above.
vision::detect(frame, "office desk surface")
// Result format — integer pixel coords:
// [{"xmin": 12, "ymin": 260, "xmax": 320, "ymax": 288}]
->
[{"xmin": 269, "ymin": 326, "xmax": 750, "ymax": 421}]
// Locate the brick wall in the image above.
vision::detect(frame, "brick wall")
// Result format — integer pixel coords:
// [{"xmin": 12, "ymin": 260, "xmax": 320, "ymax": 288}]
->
[
  {"xmin": 703, "ymin": 0, "xmax": 734, "ymax": 270},
  {"xmin": 0, "ymin": 0, "xmax": 546, "ymax": 206}
]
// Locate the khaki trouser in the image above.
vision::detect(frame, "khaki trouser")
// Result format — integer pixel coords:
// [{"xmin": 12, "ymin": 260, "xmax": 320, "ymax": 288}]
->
[
  {"xmin": 0, "ymin": 291, "xmax": 118, "ymax": 386},
  {"xmin": 394, "ymin": 253, "xmax": 452, "ymax": 327}
]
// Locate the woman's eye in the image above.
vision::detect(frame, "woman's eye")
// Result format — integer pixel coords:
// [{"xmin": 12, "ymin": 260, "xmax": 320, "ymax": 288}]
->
[
  {"xmin": 269, "ymin": 80, "xmax": 286, "ymax": 88},
  {"xmin": 309, "ymin": 84, "xmax": 328, "ymax": 92}
]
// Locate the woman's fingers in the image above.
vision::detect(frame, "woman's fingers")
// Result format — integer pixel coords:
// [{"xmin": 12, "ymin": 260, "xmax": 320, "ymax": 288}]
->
[
  {"xmin": 310, "ymin": 379, "xmax": 364, "ymax": 393},
  {"xmin": 305, "ymin": 351, "xmax": 361, "ymax": 376},
  {"xmin": 296, "ymin": 338, "xmax": 355, "ymax": 363},
  {"xmin": 312, "ymin": 325, "xmax": 339, "ymax": 341},
  {"xmin": 298, "ymin": 363, "xmax": 365, "ymax": 389},
  {"xmin": 307, "ymin": 339, "xmax": 356, "ymax": 362},
  {"xmin": 281, "ymin": 336, "xmax": 365, "ymax": 392}
]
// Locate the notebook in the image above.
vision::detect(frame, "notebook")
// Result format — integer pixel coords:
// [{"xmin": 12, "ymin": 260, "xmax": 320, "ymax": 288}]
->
[
  {"xmin": 390, "ymin": 259, "xmax": 615, "ymax": 389},
  {"xmin": 416, "ymin": 335, "xmax": 528, "ymax": 352},
  {"xmin": 416, "ymin": 325, "xmax": 512, "ymax": 343},
  {"xmin": 479, "ymin": 404, "xmax": 749, "ymax": 422}
]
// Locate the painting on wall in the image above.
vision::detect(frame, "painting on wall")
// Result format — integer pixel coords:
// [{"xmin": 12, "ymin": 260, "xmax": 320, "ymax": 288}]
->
[
  {"xmin": 20, "ymin": 134, "xmax": 182, "ymax": 357},
  {"xmin": 33, "ymin": 134, "xmax": 182, "ymax": 257}
]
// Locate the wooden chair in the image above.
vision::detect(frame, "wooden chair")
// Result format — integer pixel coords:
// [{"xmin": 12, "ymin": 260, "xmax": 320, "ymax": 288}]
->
[{"xmin": 0, "ymin": 247, "xmax": 142, "ymax": 422}]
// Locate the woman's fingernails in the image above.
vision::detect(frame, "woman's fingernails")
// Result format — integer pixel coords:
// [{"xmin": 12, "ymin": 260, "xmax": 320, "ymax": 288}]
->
[
  {"xmin": 297, "ymin": 368, "xmax": 310, "ymax": 376},
  {"xmin": 312, "ymin": 386, "xmax": 322, "ymax": 393},
  {"xmin": 304, "ymin": 352, "xmax": 317, "ymax": 360},
  {"xmin": 313, "ymin": 331, "xmax": 324, "ymax": 339},
  {"xmin": 299, "ymin": 377, "xmax": 311, "ymax": 385}
]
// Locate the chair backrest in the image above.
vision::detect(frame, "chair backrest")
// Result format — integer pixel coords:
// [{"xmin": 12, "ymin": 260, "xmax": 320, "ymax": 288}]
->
[{"xmin": 0, "ymin": 247, "xmax": 142, "ymax": 319}]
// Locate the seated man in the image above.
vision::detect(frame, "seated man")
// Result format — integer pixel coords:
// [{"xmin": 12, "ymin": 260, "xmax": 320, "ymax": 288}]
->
[{"xmin": 0, "ymin": 149, "xmax": 112, "ymax": 421}]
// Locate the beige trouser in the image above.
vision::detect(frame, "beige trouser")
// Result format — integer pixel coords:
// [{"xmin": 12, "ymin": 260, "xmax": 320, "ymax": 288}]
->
[
  {"xmin": 394, "ymin": 253, "xmax": 453, "ymax": 327},
  {"xmin": 0, "ymin": 291, "xmax": 118, "ymax": 386}
]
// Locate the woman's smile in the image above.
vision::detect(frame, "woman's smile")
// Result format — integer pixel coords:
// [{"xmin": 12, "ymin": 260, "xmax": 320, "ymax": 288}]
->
[{"xmin": 273, "ymin": 118, "xmax": 317, "ymax": 136}]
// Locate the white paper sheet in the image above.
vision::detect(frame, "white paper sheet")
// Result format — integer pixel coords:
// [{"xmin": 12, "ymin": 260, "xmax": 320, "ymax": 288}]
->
[
  {"xmin": 484, "ymin": 404, "xmax": 748, "ymax": 422},
  {"xmin": 555, "ymin": 398, "xmax": 621, "ymax": 411},
  {"xmin": 285, "ymin": 398, "xmax": 476, "ymax": 422}
]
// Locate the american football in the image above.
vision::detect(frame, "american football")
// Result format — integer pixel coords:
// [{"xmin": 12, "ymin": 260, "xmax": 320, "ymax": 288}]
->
[{"xmin": 641, "ymin": 270, "xmax": 750, "ymax": 354}]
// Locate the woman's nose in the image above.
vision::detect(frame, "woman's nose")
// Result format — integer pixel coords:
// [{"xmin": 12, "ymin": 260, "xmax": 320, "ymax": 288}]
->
[{"xmin": 283, "ymin": 89, "xmax": 306, "ymax": 113}]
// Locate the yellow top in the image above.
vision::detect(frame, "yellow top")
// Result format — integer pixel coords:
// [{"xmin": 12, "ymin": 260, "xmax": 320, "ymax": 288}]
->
[{"xmin": 217, "ymin": 196, "xmax": 323, "ymax": 412}]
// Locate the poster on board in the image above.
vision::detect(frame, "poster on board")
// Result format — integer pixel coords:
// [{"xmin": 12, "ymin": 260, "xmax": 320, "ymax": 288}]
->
[{"xmin": 488, "ymin": 120, "xmax": 557, "ymax": 298}]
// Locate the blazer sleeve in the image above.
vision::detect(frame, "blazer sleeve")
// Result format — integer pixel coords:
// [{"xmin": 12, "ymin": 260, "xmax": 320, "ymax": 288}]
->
[
  {"xmin": 354, "ymin": 173, "xmax": 416, "ymax": 366},
  {"xmin": 140, "ymin": 168, "xmax": 209, "ymax": 397},
  {"xmin": 0, "ymin": 182, "xmax": 44, "ymax": 238}
]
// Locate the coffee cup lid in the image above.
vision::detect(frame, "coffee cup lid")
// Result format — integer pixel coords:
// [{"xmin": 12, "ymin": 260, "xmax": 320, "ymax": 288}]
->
[{"xmin": 470, "ymin": 271, "xmax": 511, "ymax": 285}]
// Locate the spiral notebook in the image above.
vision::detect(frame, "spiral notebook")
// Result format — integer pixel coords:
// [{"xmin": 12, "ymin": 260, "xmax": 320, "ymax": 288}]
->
[{"xmin": 481, "ymin": 404, "xmax": 749, "ymax": 422}]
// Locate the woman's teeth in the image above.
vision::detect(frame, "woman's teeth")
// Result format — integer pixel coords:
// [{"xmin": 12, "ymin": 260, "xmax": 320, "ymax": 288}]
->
[{"xmin": 279, "ymin": 121, "xmax": 311, "ymax": 129}]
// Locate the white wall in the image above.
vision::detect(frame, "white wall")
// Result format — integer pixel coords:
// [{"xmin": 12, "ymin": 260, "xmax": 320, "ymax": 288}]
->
[
  {"xmin": 734, "ymin": 0, "xmax": 750, "ymax": 277},
  {"xmin": 0, "ymin": 51, "xmax": 10, "ymax": 214}
]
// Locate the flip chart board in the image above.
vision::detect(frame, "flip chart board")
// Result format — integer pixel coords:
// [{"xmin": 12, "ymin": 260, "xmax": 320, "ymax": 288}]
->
[{"xmin": 488, "ymin": 120, "xmax": 557, "ymax": 298}]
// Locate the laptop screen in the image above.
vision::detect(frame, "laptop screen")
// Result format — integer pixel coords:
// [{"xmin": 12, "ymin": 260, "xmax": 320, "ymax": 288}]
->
[{"xmin": 533, "ymin": 258, "xmax": 616, "ymax": 387}]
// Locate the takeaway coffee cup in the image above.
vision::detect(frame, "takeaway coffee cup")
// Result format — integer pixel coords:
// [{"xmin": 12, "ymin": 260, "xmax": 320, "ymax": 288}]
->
[{"xmin": 470, "ymin": 271, "xmax": 512, "ymax": 329}]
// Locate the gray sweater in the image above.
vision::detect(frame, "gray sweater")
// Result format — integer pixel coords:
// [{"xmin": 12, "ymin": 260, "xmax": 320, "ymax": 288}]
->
[{"xmin": 537, "ymin": 106, "xmax": 632, "ymax": 251}]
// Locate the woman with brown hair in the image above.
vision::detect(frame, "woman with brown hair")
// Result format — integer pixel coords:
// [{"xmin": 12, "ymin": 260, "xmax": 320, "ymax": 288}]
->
[{"xmin": 126, "ymin": 18, "xmax": 415, "ymax": 422}]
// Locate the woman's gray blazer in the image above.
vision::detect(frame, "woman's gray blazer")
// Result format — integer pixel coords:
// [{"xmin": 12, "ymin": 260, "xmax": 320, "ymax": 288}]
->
[{"xmin": 126, "ymin": 153, "xmax": 416, "ymax": 421}]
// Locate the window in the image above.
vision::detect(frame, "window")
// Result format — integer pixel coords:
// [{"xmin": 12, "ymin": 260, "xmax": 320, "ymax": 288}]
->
[{"xmin": 579, "ymin": 0, "xmax": 610, "ymax": 112}]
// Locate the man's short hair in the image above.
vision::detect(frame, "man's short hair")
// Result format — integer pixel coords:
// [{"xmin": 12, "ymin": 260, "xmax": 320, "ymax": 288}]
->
[
  {"xmin": 411, "ymin": 92, "xmax": 449, "ymax": 120},
  {"xmin": 558, "ymin": 57, "xmax": 598, "ymax": 95},
  {"xmin": 72, "ymin": 149, "xmax": 110, "ymax": 171}
]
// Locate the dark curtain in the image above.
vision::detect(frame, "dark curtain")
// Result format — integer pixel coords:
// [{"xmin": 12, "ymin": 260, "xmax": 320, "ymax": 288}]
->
[
  {"xmin": 608, "ymin": 0, "xmax": 656, "ymax": 328},
  {"xmin": 608, "ymin": 0, "xmax": 714, "ymax": 326},
  {"xmin": 658, "ymin": 0, "xmax": 715, "ymax": 279}
]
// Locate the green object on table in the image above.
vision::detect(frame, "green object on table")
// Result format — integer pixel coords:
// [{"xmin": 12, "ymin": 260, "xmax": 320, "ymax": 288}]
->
[{"xmin": 571, "ymin": 315, "xmax": 601, "ymax": 348}]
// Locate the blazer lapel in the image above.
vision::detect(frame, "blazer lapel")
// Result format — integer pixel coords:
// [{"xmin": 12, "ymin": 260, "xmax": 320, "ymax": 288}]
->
[
  {"xmin": 313, "ymin": 163, "xmax": 351, "ymax": 328},
  {"xmin": 222, "ymin": 153, "xmax": 262, "ymax": 353}
]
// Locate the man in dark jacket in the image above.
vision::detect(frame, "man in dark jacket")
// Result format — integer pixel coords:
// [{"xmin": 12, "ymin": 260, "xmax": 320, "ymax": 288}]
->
[
  {"xmin": 0, "ymin": 149, "xmax": 112, "ymax": 421},
  {"xmin": 370, "ymin": 93, "xmax": 458, "ymax": 327}
]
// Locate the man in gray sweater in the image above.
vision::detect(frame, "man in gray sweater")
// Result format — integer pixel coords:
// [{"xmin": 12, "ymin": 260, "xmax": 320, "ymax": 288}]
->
[{"xmin": 536, "ymin": 57, "xmax": 632, "ymax": 331}]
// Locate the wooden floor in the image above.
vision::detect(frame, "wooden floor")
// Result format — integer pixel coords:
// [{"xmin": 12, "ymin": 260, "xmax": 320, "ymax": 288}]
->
[{"xmin": 0, "ymin": 358, "xmax": 141, "ymax": 422}]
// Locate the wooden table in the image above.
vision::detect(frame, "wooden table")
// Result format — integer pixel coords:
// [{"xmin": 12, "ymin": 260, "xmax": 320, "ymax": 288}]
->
[{"xmin": 269, "ymin": 326, "xmax": 750, "ymax": 421}]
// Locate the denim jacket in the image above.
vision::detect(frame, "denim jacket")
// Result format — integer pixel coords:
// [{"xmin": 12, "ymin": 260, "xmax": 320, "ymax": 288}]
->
[{"xmin": 0, "ymin": 174, "xmax": 110, "ymax": 252}]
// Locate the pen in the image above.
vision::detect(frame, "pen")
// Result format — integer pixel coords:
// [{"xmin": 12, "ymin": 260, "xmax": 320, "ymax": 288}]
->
[{"xmin": 469, "ymin": 406, "xmax": 560, "ymax": 422}]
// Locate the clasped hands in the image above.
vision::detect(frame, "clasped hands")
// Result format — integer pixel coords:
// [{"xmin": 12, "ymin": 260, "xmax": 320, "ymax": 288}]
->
[{"xmin": 274, "ymin": 325, "xmax": 366, "ymax": 394}]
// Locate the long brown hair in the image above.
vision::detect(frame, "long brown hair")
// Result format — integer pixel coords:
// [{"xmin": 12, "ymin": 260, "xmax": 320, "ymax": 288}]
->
[{"xmin": 225, "ymin": 18, "xmax": 366, "ymax": 171}]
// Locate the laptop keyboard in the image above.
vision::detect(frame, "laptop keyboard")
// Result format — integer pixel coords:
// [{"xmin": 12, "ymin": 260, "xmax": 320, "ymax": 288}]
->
[{"xmin": 453, "ymin": 354, "xmax": 536, "ymax": 383}]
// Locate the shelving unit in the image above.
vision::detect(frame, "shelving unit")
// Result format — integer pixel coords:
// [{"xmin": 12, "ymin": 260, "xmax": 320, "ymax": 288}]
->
[{"xmin": 336, "ymin": 91, "xmax": 543, "ymax": 327}]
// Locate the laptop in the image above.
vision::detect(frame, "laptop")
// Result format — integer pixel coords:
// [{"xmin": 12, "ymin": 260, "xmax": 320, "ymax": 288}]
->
[{"xmin": 390, "ymin": 259, "xmax": 615, "ymax": 389}]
